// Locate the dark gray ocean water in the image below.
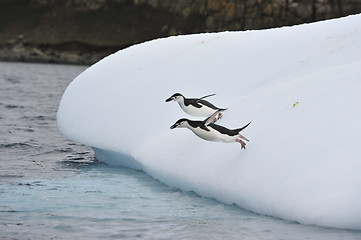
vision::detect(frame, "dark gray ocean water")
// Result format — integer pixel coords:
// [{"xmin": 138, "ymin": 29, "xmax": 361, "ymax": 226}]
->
[{"xmin": 1, "ymin": 62, "xmax": 361, "ymax": 240}]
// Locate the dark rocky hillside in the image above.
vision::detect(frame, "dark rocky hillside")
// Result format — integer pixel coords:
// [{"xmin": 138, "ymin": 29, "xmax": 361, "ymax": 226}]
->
[{"xmin": 1, "ymin": 0, "xmax": 360, "ymax": 65}]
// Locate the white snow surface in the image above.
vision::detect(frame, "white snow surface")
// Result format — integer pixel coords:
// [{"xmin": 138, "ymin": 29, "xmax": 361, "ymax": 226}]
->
[{"xmin": 57, "ymin": 14, "xmax": 361, "ymax": 230}]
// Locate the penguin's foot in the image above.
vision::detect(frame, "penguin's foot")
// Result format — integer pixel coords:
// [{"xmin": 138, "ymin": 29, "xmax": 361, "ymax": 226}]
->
[
  {"xmin": 236, "ymin": 138, "xmax": 246, "ymax": 149},
  {"xmin": 238, "ymin": 134, "xmax": 249, "ymax": 142},
  {"xmin": 217, "ymin": 112, "xmax": 223, "ymax": 120}
]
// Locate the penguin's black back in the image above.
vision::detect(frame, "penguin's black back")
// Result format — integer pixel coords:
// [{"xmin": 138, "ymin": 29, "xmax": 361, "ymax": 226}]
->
[
  {"xmin": 208, "ymin": 123, "xmax": 239, "ymax": 136},
  {"xmin": 187, "ymin": 120, "xmax": 210, "ymax": 131},
  {"xmin": 184, "ymin": 98, "xmax": 220, "ymax": 110},
  {"xmin": 209, "ymin": 121, "xmax": 251, "ymax": 136}
]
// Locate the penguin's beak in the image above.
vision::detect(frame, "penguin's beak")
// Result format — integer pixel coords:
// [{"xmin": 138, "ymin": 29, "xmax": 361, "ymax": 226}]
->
[
  {"xmin": 170, "ymin": 123, "xmax": 177, "ymax": 129},
  {"xmin": 165, "ymin": 97, "xmax": 173, "ymax": 102}
]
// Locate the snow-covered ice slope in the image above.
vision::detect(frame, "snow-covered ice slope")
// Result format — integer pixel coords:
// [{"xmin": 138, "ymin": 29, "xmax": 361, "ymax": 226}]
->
[{"xmin": 57, "ymin": 14, "xmax": 361, "ymax": 230}]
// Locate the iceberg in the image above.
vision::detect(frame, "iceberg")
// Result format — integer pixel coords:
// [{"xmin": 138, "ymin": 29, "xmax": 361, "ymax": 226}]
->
[{"xmin": 57, "ymin": 14, "xmax": 361, "ymax": 230}]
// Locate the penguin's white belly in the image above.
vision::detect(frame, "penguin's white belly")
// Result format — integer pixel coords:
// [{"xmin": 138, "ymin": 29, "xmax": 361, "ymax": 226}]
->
[
  {"xmin": 190, "ymin": 127, "xmax": 236, "ymax": 143},
  {"xmin": 181, "ymin": 104, "xmax": 215, "ymax": 117}
]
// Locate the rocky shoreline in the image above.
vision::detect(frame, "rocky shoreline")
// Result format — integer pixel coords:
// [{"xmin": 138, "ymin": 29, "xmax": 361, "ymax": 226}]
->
[
  {"xmin": 0, "ymin": 35, "xmax": 117, "ymax": 65},
  {"xmin": 1, "ymin": 0, "xmax": 361, "ymax": 65}
]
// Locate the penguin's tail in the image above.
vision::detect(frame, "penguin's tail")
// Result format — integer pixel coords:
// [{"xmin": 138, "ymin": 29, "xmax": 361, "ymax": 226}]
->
[{"xmin": 236, "ymin": 121, "xmax": 251, "ymax": 133}]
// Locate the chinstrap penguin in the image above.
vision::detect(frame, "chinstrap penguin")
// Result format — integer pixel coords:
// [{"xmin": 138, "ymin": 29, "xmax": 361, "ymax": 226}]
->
[
  {"xmin": 170, "ymin": 110, "xmax": 251, "ymax": 149},
  {"xmin": 165, "ymin": 93, "xmax": 227, "ymax": 121}
]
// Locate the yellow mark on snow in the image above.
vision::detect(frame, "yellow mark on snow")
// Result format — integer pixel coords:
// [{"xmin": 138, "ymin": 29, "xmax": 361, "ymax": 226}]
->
[{"xmin": 293, "ymin": 102, "xmax": 300, "ymax": 107}]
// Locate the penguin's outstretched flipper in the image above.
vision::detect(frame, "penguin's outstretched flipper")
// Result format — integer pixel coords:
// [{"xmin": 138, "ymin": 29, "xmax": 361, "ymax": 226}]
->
[{"xmin": 195, "ymin": 93, "xmax": 216, "ymax": 102}]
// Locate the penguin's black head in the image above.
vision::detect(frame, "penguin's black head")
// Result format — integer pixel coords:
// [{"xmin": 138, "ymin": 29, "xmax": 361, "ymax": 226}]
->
[
  {"xmin": 165, "ymin": 93, "xmax": 183, "ymax": 102},
  {"xmin": 170, "ymin": 118, "xmax": 188, "ymax": 129}
]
